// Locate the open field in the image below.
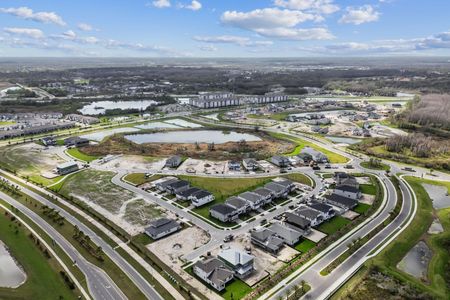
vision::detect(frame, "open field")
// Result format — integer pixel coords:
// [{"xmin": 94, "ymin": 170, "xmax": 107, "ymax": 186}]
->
[
  {"xmin": 0, "ymin": 143, "xmax": 65, "ymax": 186},
  {"xmin": 269, "ymin": 132, "xmax": 349, "ymax": 163},
  {"xmin": 123, "ymin": 173, "xmax": 165, "ymax": 186},
  {"xmin": 0, "ymin": 121, "xmax": 16, "ymax": 126},
  {"xmin": 123, "ymin": 199, "xmax": 163, "ymax": 226},
  {"xmin": 317, "ymin": 216, "xmax": 351, "ymax": 235},
  {"xmin": 294, "ymin": 239, "xmax": 316, "ymax": 253},
  {"xmin": 0, "ymin": 208, "xmax": 78, "ymax": 300},
  {"xmin": 360, "ymin": 161, "xmax": 391, "ymax": 171}
]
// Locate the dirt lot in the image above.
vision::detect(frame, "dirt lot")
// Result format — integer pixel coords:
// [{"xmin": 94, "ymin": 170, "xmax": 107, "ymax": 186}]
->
[
  {"xmin": 82, "ymin": 130, "xmax": 295, "ymax": 161},
  {"xmin": 177, "ymin": 158, "xmax": 227, "ymax": 174},
  {"xmin": 99, "ymin": 155, "xmax": 166, "ymax": 172}
]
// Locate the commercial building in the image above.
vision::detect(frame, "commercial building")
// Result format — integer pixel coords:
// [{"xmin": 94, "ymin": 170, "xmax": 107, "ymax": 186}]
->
[{"xmin": 56, "ymin": 161, "xmax": 79, "ymax": 175}]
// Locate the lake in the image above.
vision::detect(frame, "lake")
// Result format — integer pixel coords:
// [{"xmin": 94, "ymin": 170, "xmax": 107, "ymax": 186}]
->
[
  {"xmin": 125, "ymin": 130, "xmax": 262, "ymax": 144},
  {"xmin": 135, "ymin": 122, "xmax": 182, "ymax": 130},
  {"xmin": 163, "ymin": 119, "xmax": 202, "ymax": 128},
  {"xmin": 81, "ymin": 127, "xmax": 140, "ymax": 142},
  {"xmin": 79, "ymin": 100, "xmax": 158, "ymax": 115},
  {"xmin": 0, "ymin": 241, "xmax": 26, "ymax": 288}
]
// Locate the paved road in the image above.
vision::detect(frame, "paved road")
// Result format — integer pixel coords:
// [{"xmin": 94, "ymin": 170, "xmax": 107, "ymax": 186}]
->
[
  {"xmin": 0, "ymin": 190, "xmax": 126, "ymax": 300},
  {"xmin": 0, "ymin": 173, "xmax": 165, "ymax": 300}
]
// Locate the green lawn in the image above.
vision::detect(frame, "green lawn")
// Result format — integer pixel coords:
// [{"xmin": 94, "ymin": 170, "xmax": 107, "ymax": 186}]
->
[
  {"xmin": 371, "ymin": 176, "xmax": 449, "ymax": 299},
  {"xmin": 360, "ymin": 161, "xmax": 391, "ymax": 171},
  {"xmin": 353, "ymin": 203, "xmax": 372, "ymax": 214},
  {"xmin": 360, "ymin": 184, "xmax": 377, "ymax": 195},
  {"xmin": 0, "ymin": 209, "xmax": 78, "ymax": 300},
  {"xmin": 66, "ymin": 148, "xmax": 98, "ymax": 162},
  {"xmin": 317, "ymin": 216, "xmax": 351, "ymax": 235},
  {"xmin": 221, "ymin": 278, "xmax": 252, "ymax": 300},
  {"xmin": 294, "ymin": 239, "xmax": 316, "ymax": 253},
  {"xmin": 269, "ymin": 132, "xmax": 349, "ymax": 164},
  {"xmin": 0, "ymin": 121, "xmax": 15, "ymax": 126},
  {"xmin": 123, "ymin": 173, "xmax": 165, "ymax": 186}
]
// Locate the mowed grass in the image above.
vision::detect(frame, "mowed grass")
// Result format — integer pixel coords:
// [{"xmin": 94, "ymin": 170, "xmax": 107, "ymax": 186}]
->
[
  {"xmin": 360, "ymin": 184, "xmax": 377, "ymax": 195},
  {"xmin": 123, "ymin": 173, "xmax": 165, "ymax": 186},
  {"xmin": 371, "ymin": 176, "xmax": 449, "ymax": 299},
  {"xmin": 0, "ymin": 210, "xmax": 78, "ymax": 300},
  {"xmin": 0, "ymin": 121, "xmax": 15, "ymax": 126},
  {"xmin": 269, "ymin": 132, "xmax": 349, "ymax": 164},
  {"xmin": 360, "ymin": 161, "xmax": 391, "ymax": 171},
  {"xmin": 294, "ymin": 239, "xmax": 316, "ymax": 253},
  {"xmin": 317, "ymin": 216, "xmax": 351, "ymax": 235},
  {"xmin": 66, "ymin": 148, "xmax": 98, "ymax": 162},
  {"xmin": 353, "ymin": 203, "xmax": 371, "ymax": 214},
  {"xmin": 221, "ymin": 279, "xmax": 252, "ymax": 300}
]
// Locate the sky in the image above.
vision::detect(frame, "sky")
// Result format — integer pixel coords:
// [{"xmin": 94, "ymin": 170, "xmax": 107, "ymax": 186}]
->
[{"xmin": 0, "ymin": 0, "xmax": 449, "ymax": 57}]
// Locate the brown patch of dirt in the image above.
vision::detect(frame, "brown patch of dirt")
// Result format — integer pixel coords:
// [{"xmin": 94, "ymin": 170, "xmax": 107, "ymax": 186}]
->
[{"xmin": 82, "ymin": 130, "xmax": 295, "ymax": 160}]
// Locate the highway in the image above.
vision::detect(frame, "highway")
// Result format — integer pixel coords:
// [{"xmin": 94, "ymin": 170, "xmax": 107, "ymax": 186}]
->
[
  {"xmin": 0, "ymin": 190, "xmax": 126, "ymax": 300},
  {"xmin": 0, "ymin": 172, "xmax": 167, "ymax": 300}
]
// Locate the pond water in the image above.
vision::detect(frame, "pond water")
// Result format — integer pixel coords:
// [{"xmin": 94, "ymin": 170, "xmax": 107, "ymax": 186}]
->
[
  {"xmin": 326, "ymin": 136, "xmax": 362, "ymax": 145},
  {"xmin": 163, "ymin": 119, "xmax": 203, "ymax": 128},
  {"xmin": 81, "ymin": 127, "xmax": 140, "ymax": 142},
  {"xmin": 397, "ymin": 241, "xmax": 432, "ymax": 280},
  {"xmin": 125, "ymin": 130, "xmax": 262, "ymax": 144},
  {"xmin": 0, "ymin": 241, "xmax": 27, "ymax": 288},
  {"xmin": 79, "ymin": 100, "xmax": 158, "ymax": 115},
  {"xmin": 422, "ymin": 183, "xmax": 450, "ymax": 209},
  {"xmin": 134, "ymin": 122, "xmax": 181, "ymax": 130}
]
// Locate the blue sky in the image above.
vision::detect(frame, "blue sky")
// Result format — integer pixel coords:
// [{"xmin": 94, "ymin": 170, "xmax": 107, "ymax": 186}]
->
[{"xmin": 0, "ymin": 0, "xmax": 449, "ymax": 57}]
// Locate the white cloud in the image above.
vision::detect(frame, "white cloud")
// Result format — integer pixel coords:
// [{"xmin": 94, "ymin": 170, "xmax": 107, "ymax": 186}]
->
[
  {"xmin": 339, "ymin": 5, "xmax": 380, "ymax": 25},
  {"xmin": 51, "ymin": 30, "xmax": 99, "ymax": 44},
  {"xmin": 199, "ymin": 45, "xmax": 218, "ymax": 52},
  {"xmin": 273, "ymin": 0, "xmax": 339, "ymax": 14},
  {"xmin": 77, "ymin": 23, "xmax": 93, "ymax": 31},
  {"xmin": 185, "ymin": 0, "xmax": 202, "ymax": 11},
  {"xmin": 0, "ymin": 7, "xmax": 66, "ymax": 26},
  {"xmin": 254, "ymin": 27, "xmax": 334, "ymax": 40},
  {"xmin": 4, "ymin": 27, "xmax": 44, "ymax": 39},
  {"xmin": 194, "ymin": 35, "xmax": 273, "ymax": 47},
  {"xmin": 151, "ymin": 0, "xmax": 171, "ymax": 8}
]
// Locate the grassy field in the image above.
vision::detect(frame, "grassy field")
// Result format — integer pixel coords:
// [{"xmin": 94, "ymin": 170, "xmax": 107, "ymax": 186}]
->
[
  {"xmin": 353, "ymin": 203, "xmax": 371, "ymax": 214},
  {"xmin": 294, "ymin": 239, "xmax": 316, "ymax": 253},
  {"xmin": 360, "ymin": 161, "xmax": 391, "ymax": 171},
  {"xmin": 269, "ymin": 132, "xmax": 349, "ymax": 164},
  {"xmin": 0, "ymin": 208, "xmax": 78, "ymax": 300},
  {"xmin": 317, "ymin": 216, "xmax": 351, "ymax": 235},
  {"xmin": 360, "ymin": 184, "xmax": 377, "ymax": 195},
  {"xmin": 0, "ymin": 121, "xmax": 16, "ymax": 126},
  {"xmin": 66, "ymin": 148, "xmax": 99, "ymax": 162},
  {"xmin": 57, "ymin": 170, "xmax": 135, "ymax": 214},
  {"xmin": 369, "ymin": 176, "xmax": 449, "ymax": 299},
  {"xmin": 123, "ymin": 173, "xmax": 165, "ymax": 186}
]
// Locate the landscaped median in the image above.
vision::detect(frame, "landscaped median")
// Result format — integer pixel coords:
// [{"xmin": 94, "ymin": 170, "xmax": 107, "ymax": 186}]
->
[{"xmin": 65, "ymin": 147, "xmax": 99, "ymax": 163}]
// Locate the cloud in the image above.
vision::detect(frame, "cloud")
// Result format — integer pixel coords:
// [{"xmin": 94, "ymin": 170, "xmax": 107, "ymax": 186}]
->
[
  {"xmin": 0, "ymin": 7, "xmax": 66, "ymax": 26},
  {"xmin": 339, "ymin": 5, "xmax": 380, "ymax": 25},
  {"xmin": 50, "ymin": 30, "xmax": 99, "ymax": 44},
  {"xmin": 273, "ymin": 0, "xmax": 339, "ymax": 14},
  {"xmin": 4, "ymin": 27, "xmax": 44, "ymax": 39},
  {"xmin": 193, "ymin": 35, "xmax": 273, "ymax": 47},
  {"xmin": 198, "ymin": 45, "xmax": 218, "ymax": 52},
  {"xmin": 177, "ymin": 0, "xmax": 202, "ymax": 11},
  {"xmin": 77, "ymin": 23, "xmax": 94, "ymax": 31},
  {"xmin": 254, "ymin": 27, "xmax": 334, "ymax": 40},
  {"xmin": 150, "ymin": 0, "xmax": 171, "ymax": 8}
]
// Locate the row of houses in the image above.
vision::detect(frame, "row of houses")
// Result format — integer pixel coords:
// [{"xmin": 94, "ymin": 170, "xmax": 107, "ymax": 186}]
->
[
  {"xmin": 193, "ymin": 247, "xmax": 255, "ymax": 291},
  {"xmin": 189, "ymin": 92, "xmax": 288, "ymax": 109},
  {"xmin": 0, "ymin": 122, "xmax": 76, "ymax": 140},
  {"xmin": 154, "ymin": 177, "xmax": 215, "ymax": 207},
  {"xmin": 209, "ymin": 178, "xmax": 296, "ymax": 223}
]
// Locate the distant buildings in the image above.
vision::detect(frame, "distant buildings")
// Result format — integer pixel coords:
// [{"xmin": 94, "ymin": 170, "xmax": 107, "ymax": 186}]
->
[
  {"xmin": 189, "ymin": 91, "xmax": 288, "ymax": 109},
  {"xmin": 65, "ymin": 114, "xmax": 99, "ymax": 125},
  {"xmin": 64, "ymin": 136, "xmax": 90, "ymax": 147}
]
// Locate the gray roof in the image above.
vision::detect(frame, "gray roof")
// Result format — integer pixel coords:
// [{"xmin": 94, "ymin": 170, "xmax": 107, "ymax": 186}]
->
[
  {"xmin": 191, "ymin": 190, "xmax": 212, "ymax": 199},
  {"xmin": 265, "ymin": 182, "xmax": 286, "ymax": 193},
  {"xmin": 243, "ymin": 158, "xmax": 258, "ymax": 165},
  {"xmin": 308, "ymin": 202, "xmax": 334, "ymax": 214},
  {"xmin": 335, "ymin": 185, "xmax": 359, "ymax": 193},
  {"xmin": 296, "ymin": 207, "xmax": 322, "ymax": 220},
  {"xmin": 251, "ymin": 229, "xmax": 284, "ymax": 252},
  {"xmin": 325, "ymin": 193, "xmax": 358, "ymax": 208},
  {"xmin": 285, "ymin": 212, "xmax": 311, "ymax": 229},
  {"xmin": 238, "ymin": 192, "xmax": 263, "ymax": 203},
  {"xmin": 167, "ymin": 180, "xmax": 190, "ymax": 189},
  {"xmin": 225, "ymin": 197, "xmax": 248, "ymax": 209},
  {"xmin": 210, "ymin": 204, "xmax": 237, "ymax": 215},
  {"xmin": 176, "ymin": 187, "xmax": 201, "ymax": 198},
  {"xmin": 301, "ymin": 146, "xmax": 327, "ymax": 159},
  {"xmin": 194, "ymin": 258, "xmax": 233, "ymax": 286},
  {"xmin": 273, "ymin": 179, "xmax": 294, "ymax": 188},
  {"xmin": 219, "ymin": 248, "xmax": 254, "ymax": 267},
  {"xmin": 252, "ymin": 188, "xmax": 273, "ymax": 198},
  {"xmin": 269, "ymin": 223, "xmax": 302, "ymax": 242},
  {"xmin": 145, "ymin": 218, "xmax": 179, "ymax": 237},
  {"xmin": 166, "ymin": 155, "xmax": 182, "ymax": 164},
  {"xmin": 157, "ymin": 178, "xmax": 178, "ymax": 188}
]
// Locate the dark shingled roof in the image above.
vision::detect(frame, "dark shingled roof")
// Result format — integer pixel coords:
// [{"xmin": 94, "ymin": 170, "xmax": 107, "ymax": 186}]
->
[
  {"xmin": 325, "ymin": 193, "xmax": 358, "ymax": 209},
  {"xmin": 210, "ymin": 204, "xmax": 237, "ymax": 215}
]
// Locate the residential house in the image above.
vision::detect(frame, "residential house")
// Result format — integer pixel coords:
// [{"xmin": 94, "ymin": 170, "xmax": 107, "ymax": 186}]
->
[
  {"xmin": 225, "ymin": 197, "xmax": 249, "ymax": 215},
  {"xmin": 307, "ymin": 201, "xmax": 335, "ymax": 220},
  {"xmin": 272, "ymin": 178, "xmax": 296, "ymax": 193},
  {"xmin": 252, "ymin": 188, "xmax": 273, "ymax": 204},
  {"xmin": 334, "ymin": 185, "xmax": 361, "ymax": 200},
  {"xmin": 144, "ymin": 218, "xmax": 181, "ymax": 240},
  {"xmin": 155, "ymin": 178, "xmax": 178, "ymax": 192},
  {"xmin": 41, "ymin": 136, "xmax": 56, "ymax": 146},
  {"xmin": 175, "ymin": 187, "xmax": 200, "ymax": 201},
  {"xmin": 165, "ymin": 155, "xmax": 182, "ymax": 168},
  {"xmin": 250, "ymin": 228, "xmax": 285, "ymax": 254},
  {"xmin": 238, "ymin": 192, "xmax": 265, "ymax": 210},
  {"xmin": 190, "ymin": 190, "xmax": 215, "ymax": 207},
  {"xmin": 268, "ymin": 223, "xmax": 302, "ymax": 246},
  {"xmin": 284, "ymin": 212, "xmax": 311, "ymax": 233},
  {"xmin": 300, "ymin": 147, "xmax": 328, "ymax": 163},
  {"xmin": 325, "ymin": 193, "xmax": 358, "ymax": 211},
  {"xmin": 242, "ymin": 158, "xmax": 259, "ymax": 171},
  {"xmin": 271, "ymin": 156, "xmax": 290, "ymax": 168},
  {"xmin": 210, "ymin": 204, "xmax": 239, "ymax": 222},
  {"xmin": 218, "ymin": 248, "xmax": 255, "ymax": 279},
  {"xmin": 296, "ymin": 206, "xmax": 324, "ymax": 226},
  {"xmin": 193, "ymin": 258, "xmax": 234, "ymax": 291},
  {"xmin": 265, "ymin": 182, "xmax": 289, "ymax": 199},
  {"xmin": 297, "ymin": 153, "xmax": 313, "ymax": 164},
  {"xmin": 227, "ymin": 160, "xmax": 241, "ymax": 171},
  {"xmin": 166, "ymin": 180, "xmax": 190, "ymax": 194},
  {"xmin": 64, "ymin": 136, "xmax": 89, "ymax": 147},
  {"xmin": 334, "ymin": 172, "xmax": 359, "ymax": 188}
]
